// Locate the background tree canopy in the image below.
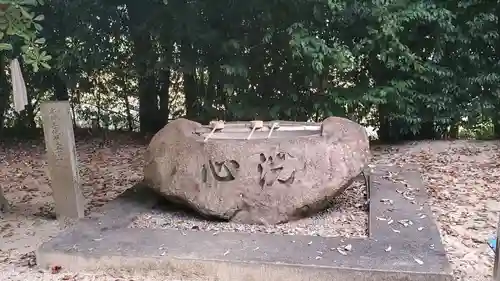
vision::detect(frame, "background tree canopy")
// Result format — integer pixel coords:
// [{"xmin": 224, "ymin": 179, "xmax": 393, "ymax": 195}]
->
[{"xmin": 0, "ymin": 0, "xmax": 498, "ymax": 142}]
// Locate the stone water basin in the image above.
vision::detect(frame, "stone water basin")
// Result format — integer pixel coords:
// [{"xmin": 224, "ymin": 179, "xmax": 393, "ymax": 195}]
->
[{"xmin": 143, "ymin": 117, "xmax": 370, "ymax": 224}]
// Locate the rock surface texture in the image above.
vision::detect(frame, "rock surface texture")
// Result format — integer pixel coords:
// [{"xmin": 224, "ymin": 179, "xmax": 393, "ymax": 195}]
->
[{"xmin": 143, "ymin": 117, "xmax": 370, "ymax": 224}]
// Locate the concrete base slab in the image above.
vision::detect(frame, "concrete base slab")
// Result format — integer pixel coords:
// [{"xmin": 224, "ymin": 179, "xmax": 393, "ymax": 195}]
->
[{"xmin": 37, "ymin": 165, "xmax": 453, "ymax": 281}]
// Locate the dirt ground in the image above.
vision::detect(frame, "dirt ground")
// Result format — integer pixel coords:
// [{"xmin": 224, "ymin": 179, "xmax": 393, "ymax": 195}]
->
[{"xmin": 0, "ymin": 137, "xmax": 499, "ymax": 281}]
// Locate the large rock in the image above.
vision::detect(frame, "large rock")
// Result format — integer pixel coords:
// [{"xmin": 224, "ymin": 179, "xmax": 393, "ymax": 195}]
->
[{"xmin": 143, "ymin": 117, "xmax": 370, "ymax": 224}]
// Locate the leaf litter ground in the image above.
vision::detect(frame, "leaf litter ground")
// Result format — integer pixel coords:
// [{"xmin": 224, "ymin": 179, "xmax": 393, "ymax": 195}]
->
[{"xmin": 0, "ymin": 137, "xmax": 498, "ymax": 281}]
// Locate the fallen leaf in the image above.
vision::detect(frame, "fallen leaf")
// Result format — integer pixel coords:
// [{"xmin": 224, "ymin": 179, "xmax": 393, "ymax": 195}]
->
[
  {"xmin": 413, "ymin": 257, "xmax": 424, "ymax": 265},
  {"xmin": 51, "ymin": 265, "xmax": 62, "ymax": 274}
]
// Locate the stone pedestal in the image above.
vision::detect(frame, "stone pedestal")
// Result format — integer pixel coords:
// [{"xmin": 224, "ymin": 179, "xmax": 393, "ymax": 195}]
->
[{"xmin": 41, "ymin": 101, "xmax": 84, "ymax": 219}]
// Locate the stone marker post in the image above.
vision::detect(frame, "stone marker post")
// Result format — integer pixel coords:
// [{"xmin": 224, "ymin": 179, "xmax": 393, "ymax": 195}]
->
[
  {"xmin": 41, "ymin": 101, "xmax": 85, "ymax": 219},
  {"xmin": 495, "ymin": 213, "xmax": 500, "ymax": 280}
]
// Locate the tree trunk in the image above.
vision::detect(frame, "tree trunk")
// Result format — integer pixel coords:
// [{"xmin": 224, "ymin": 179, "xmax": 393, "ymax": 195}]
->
[
  {"xmin": 25, "ymin": 100, "xmax": 36, "ymax": 129},
  {"xmin": 179, "ymin": 42, "xmax": 199, "ymax": 121},
  {"xmin": 494, "ymin": 114, "xmax": 500, "ymax": 139},
  {"xmin": 53, "ymin": 72, "xmax": 69, "ymax": 100},
  {"xmin": 378, "ymin": 104, "xmax": 391, "ymax": 143},
  {"xmin": 184, "ymin": 71, "xmax": 198, "ymax": 120},
  {"xmin": 449, "ymin": 122, "xmax": 459, "ymax": 139},
  {"xmin": 206, "ymin": 65, "xmax": 217, "ymax": 119},
  {"xmin": 126, "ymin": 1, "xmax": 159, "ymax": 134},
  {"xmin": 96, "ymin": 78, "xmax": 101, "ymax": 129},
  {"xmin": 124, "ymin": 95, "xmax": 134, "ymax": 131},
  {"xmin": 198, "ymin": 69, "xmax": 208, "ymax": 121},
  {"xmin": 158, "ymin": 68, "xmax": 171, "ymax": 128},
  {"xmin": 70, "ymin": 90, "xmax": 77, "ymax": 128},
  {"xmin": 120, "ymin": 73, "xmax": 134, "ymax": 131},
  {"xmin": 418, "ymin": 120, "xmax": 436, "ymax": 140}
]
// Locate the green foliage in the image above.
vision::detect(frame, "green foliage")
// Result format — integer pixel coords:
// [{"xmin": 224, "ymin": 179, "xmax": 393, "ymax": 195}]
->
[
  {"xmin": 0, "ymin": 0, "xmax": 50, "ymax": 72},
  {"xmin": 0, "ymin": 0, "xmax": 500, "ymax": 141},
  {"xmin": 459, "ymin": 120, "xmax": 495, "ymax": 140}
]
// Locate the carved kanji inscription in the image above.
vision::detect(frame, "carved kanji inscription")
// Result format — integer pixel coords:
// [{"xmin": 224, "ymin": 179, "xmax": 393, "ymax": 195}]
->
[
  {"xmin": 257, "ymin": 152, "xmax": 296, "ymax": 187},
  {"xmin": 202, "ymin": 160, "xmax": 240, "ymax": 182}
]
